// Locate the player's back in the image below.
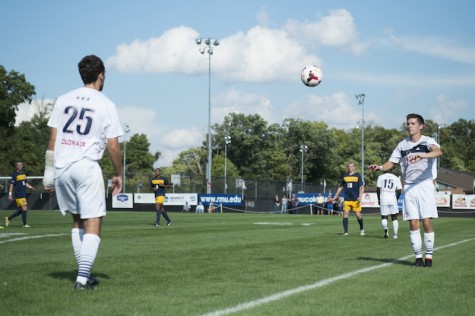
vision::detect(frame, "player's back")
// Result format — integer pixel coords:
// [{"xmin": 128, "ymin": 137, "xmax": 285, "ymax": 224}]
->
[{"xmin": 377, "ymin": 173, "xmax": 402, "ymax": 205}]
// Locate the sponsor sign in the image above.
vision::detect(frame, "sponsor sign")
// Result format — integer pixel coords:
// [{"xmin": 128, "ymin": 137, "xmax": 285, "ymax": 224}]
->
[
  {"xmin": 113, "ymin": 193, "xmax": 133, "ymax": 208},
  {"xmin": 199, "ymin": 194, "xmax": 243, "ymax": 206},
  {"xmin": 133, "ymin": 193, "xmax": 198, "ymax": 205},
  {"xmin": 452, "ymin": 194, "xmax": 475, "ymax": 209}
]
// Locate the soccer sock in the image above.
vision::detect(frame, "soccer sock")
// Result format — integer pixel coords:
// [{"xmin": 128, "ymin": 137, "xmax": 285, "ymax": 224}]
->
[
  {"xmin": 343, "ymin": 218, "xmax": 349, "ymax": 232},
  {"xmin": 21, "ymin": 211, "xmax": 27, "ymax": 225},
  {"xmin": 156, "ymin": 211, "xmax": 161, "ymax": 224},
  {"xmin": 357, "ymin": 218, "xmax": 364, "ymax": 230},
  {"xmin": 410, "ymin": 229, "xmax": 423, "ymax": 258},
  {"xmin": 76, "ymin": 233, "xmax": 101, "ymax": 285},
  {"xmin": 424, "ymin": 232, "xmax": 435, "ymax": 260},
  {"xmin": 71, "ymin": 228, "xmax": 85, "ymax": 266},
  {"xmin": 162, "ymin": 211, "xmax": 171, "ymax": 223},
  {"xmin": 392, "ymin": 220, "xmax": 399, "ymax": 236},
  {"xmin": 381, "ymin": 219, "xmax": 388, "ymax": 230},
  {"xmin": 9, "ymin": 209, "xmax": 22, "ymax": 220}
]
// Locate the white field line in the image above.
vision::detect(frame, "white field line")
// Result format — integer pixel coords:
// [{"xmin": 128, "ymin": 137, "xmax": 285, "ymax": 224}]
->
[
  {"xmin": 0, "ymin": 233, "xmax": 67, "ymax": 244},
  {"xmin": 202, "ymin": 237, "xmax": 475, "ymax": 316}
]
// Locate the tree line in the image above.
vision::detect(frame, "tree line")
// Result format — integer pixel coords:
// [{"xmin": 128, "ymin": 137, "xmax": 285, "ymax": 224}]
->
[{"xmin": 1, "ymin": 65, "xmax": 474, "ymax": 190}]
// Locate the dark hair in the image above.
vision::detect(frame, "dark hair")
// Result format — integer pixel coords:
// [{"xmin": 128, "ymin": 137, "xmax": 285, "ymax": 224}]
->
[
  {"xmin": 406, "ymin": 113, "xmax": 424, "ymax": 125},
  {"xmin": 78, "ymin": 55, "xmax": 105, "ymax": 85}
]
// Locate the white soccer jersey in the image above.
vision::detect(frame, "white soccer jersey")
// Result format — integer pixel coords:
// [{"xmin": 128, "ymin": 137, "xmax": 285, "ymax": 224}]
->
[
  {"xmin": 389, "ymin": 135, "xmax": 440, "ymax": 184},
  {"xmin": 377, "ymin": 173, "xmax": 402, "ymax": 206},
  {"xmin": 48, "ymin": 87, "xmax": 123, "ymax": 177}
]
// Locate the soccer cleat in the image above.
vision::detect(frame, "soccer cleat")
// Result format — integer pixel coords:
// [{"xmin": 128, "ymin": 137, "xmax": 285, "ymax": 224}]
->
[
  {"xmin": 87, "ymin": 276, "xmax": 100, "ymax": 287},
  {"xmin": 167, "ymin": 221, "xmax": 173, "ymax": 226},
  {"xmin": 384, "ymin": 228, "xmax": 389, "ymax": 239},
  {"xmin": 360, "ymin": 229, "xmax": 365, "ymax": 236},
  {"xmin": 425, "ymin": 258, "xmax": 432, "ymax": 268},
  {"xmin": 74, "ymin": 281, "xmax": 96, "ymax": 290},
  {"xmin": 5, "ymin": 217, "xmax": 9, "ymax": 227},
  {"xmin": 155, "ymin": 222, "xmax": 160, "ymax": 227},
  {"xmin": 413, "ymin": 258, "xmax": 425, "ymax": 267},
  {"xmin": 23, "ymin": 224, "xmax": 31, "ymax": 228},
  {"xmin": 343, "ymin": 232, "xmax": 348, "ymax": 236},
  {"xmin": 393, "ymin": 235, "xmax": 398, "ymax": 239},
  {"xmin": 0, "ymin": 225, "xmax": 4, "ymax": 229}
]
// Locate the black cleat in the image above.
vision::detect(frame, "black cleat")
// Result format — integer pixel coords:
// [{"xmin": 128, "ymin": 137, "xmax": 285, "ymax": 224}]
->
[
  {"xmin": 384, "ymin": 228, "xmax": 389, "ymax": 239},
  {"xmin": 87, "ymin": 275, "xmax": 100, "ymax": 287},
  {"xmin": 425, "ymin": 258, "xmax": 432, "ymax": 268},
  {"xmin": 74, "ymin": 281, "xmax": 96, "ymax": 290},
  {"xmin": 413, "ymin": 258, "xmax": 425, "ymax": 267}
]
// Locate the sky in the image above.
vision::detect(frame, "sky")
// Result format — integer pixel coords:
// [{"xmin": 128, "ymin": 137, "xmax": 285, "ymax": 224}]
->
[{"xmin": 2, "ymin": 1, "xmax": 475, "ymax": 167}]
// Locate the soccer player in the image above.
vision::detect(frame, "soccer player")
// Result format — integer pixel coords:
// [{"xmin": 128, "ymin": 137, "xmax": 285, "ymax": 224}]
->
[
  {"xmin": 43, "ymin": 55, "xmax": 123, "ymax": 289},
  {"xmin": 369, "ymin": 113, "xmax": 442, "ymax": 268},
  {"xmin": 151, "ymin": 167, "xmax": 173, "ymax": 226},
  {"xmin": 376, "ymin": 172, "xmax": 402, "ymax": 239},
  {"xmin": 332, "ymin": 161, "xmax": 365, "ymax": 236},
  {"xmin": 5, "ymin": 161, "xmax": 35, "ymax": 228}
]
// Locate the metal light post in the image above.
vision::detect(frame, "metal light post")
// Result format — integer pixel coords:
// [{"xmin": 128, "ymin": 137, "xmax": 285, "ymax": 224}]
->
[
  {"xmin": 123, "ymin": 123, "xmax": 130, "ymax": 192},
  {"xmin": 196, "ymin": 37, "xmax": 220, "ymax": 194},
  {"xmin": 436, "ymin": 124, "xmax": 446, "ymax": 168},
  {"xmin": 299, "ymin": 145, "xmax": 308, "ymax": 185},
  {"xmin": 355, "ymin": 94, "xmax": 366, "ymax": 183},
  {"xmin": 224, "ymin": 136, "xmax": 231, "ymax": 193}
]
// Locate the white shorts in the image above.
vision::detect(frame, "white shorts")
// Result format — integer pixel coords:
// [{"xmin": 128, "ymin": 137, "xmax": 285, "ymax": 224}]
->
[
  {"xmin": 380, "ymin": 203, "xmax": 399, "ymax": 216},
  {"xmin": 403, "ymin": 180, "xmax": 438, "ymax": 221},
  {"xmin": 54, "ymin": 159, "xmax": 106, "ymax": 219}
]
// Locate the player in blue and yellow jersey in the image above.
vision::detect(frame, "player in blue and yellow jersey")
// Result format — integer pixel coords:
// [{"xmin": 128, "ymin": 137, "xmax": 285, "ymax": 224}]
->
[
  {"xmin": 333, "ymin": 161, "xmax": 365, "ymax": 236},
  {"xmin": 151, "ymin": 167, "xmax": 173, "ymax": 226},
  {"xmin": 5, "ymin": 161, "xmax": 35, "ymax": 228}
]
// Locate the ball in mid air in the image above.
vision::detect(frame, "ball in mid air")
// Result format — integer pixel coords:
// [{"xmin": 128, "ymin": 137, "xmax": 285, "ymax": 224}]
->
[{"xmin": 301, "ymin": 65, "xmax": 323, "ymax": 87}]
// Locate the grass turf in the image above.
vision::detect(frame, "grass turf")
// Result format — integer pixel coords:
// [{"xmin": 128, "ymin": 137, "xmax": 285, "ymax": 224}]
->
[{"xmin": 0, "ymin": 210, "xmax": 474, "ymax": 316}]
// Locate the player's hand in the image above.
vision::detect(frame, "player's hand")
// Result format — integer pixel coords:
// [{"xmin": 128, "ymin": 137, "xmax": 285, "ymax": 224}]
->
[
  {"xmin": 368, "ymin": 164, "xmax": 381, "ymax": 171},
  {"xmin": 111, "ymin": 176, "xmax": 122, "ymax": 196},
  {"xmin": 44, "ymin": 185, "xmax": 55, "ymax": 193}
]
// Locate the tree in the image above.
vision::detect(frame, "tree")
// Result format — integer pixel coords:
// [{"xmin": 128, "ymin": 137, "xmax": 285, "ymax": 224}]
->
[{"xmin": 0, "ymin": 65, "xmax": 36, "ymax": 174}]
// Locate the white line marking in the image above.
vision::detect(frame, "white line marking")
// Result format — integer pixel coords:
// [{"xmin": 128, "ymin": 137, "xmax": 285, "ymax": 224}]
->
[
  {"xmin": 202, "ymin": 238, "xmax": 475, "ymax": 316},
  {"xmin": 0, "ymin": 234, "xmax": 67, "ymax": 244}
]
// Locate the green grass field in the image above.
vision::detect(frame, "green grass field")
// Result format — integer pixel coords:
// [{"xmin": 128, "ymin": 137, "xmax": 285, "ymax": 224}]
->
[{"xmin": 1, "ymin": 210, "xmax": 474, "ymax": 316}]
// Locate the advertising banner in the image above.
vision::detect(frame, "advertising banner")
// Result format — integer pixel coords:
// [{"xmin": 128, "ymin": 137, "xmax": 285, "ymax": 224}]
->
[
  {"xmin": 199, "ymin": 194, "xmax": 243, "ymax": 206},
  {"xmin": 113, "ymin": 193, "xmax": 133, "ymax": 208},
  {"xmin": 452, "ymin": 194, "xmax": 475, "ymax": 209}
]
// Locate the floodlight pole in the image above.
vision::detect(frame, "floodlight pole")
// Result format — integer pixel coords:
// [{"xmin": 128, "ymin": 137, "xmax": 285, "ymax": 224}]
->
[
  {"xmin": 123, "ymin": 123, "xmax": 130, "ymax": 192},
  {"xmin": 355, "ymin": 94, "xmax": 365, "ymax": 183},
  {"xmin": 299, "ymin": 145, "xmax": 308, "ymax": 186},
  {"xmin": 224, "ymin": 136, "xmax": 231, "ymax": 194},
  {"xmin": 196, "ymin": 37, "xmax": 220, "ymax": 193}
]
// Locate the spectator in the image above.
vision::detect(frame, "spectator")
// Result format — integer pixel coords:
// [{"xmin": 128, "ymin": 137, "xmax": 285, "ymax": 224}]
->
[
  {"xmin": 273, "ymin": 194, "xmax": 280, "ymax": 214},
  {"xmin": 316, "ymin": 193, "xmax": 325, "ymax": 215},
  {"xmin": 195, "ymin": 202, "xmax": 205, "ymax": 213},
  {"xmin": 281, "ymin": 194, "xmax": 288, "ymax": 214},
  {"xmin": 326, "ymin": 194, "xmax": 334, "ymax": 215}
]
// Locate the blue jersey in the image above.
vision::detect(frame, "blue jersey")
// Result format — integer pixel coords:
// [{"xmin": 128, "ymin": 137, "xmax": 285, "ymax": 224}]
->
[
  {"xmin": 339, "ymin": 172, "xmax": 363, "ymax": 202},
  {"xmin": 11, "ymin": 171, "xmax": 28, "ymax": 198},
  {"xmin": 151, "ymin": 176, "xmax": 169, "ymax": 196}
]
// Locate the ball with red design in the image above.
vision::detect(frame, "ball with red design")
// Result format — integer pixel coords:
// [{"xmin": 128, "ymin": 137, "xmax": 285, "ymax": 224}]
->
[{"xmin": 301, "ymin": 65, "xmax": 323, "ymax": 87}]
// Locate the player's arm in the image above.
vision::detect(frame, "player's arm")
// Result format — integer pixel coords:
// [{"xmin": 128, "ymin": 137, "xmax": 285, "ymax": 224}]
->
[
  {"xmin": 43, "ymin": 127, "xmax": 57, "ymax": 192},
  {"xmin": 107, "ymin": 137, "xmax": 123, "ymax": 196},
  {"xmin": 332, "ymin": 186, "xmax": 343, "ymax": 202},
  {"xmin": 396, "ymin": 189, "xmax": 402, "ymax": 200},
  {"xmin": 8, "ymin": 183, "xmax": 14, "ymax": 200},
  {"xmin": 376, "ymin": 187, "xmax": 381, "ymax": 202},
  {"xmin": 358, "ymin": 183, "xmax": 364, "ymax": 201},
  {"xmin": 369, "ymin": 161, "xmax": 395, "ymax": 172}
]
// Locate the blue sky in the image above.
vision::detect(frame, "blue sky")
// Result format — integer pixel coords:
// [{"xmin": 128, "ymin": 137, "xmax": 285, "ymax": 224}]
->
[{"xmin": 2, "ymin": 1, "xmax": 475, "ymax": 166}]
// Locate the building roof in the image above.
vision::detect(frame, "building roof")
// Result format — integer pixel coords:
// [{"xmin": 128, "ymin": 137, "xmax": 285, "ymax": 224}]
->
[{"xmin": 437, "ymin": 167, "xmax": 475, "ymax": 194}]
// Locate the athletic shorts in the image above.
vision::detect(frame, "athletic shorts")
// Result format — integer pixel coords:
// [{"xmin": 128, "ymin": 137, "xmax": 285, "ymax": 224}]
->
[
  {"xmin": 343, "ymin": 200, "xmax": 361, "ymax": 212},
  {"xmin": 155, "ymin": 195, "xmax": 165, "ymax": 204},
  {"xmin": 403, "ymin": 180, "xmax": 438, "ymax": 221},
  {"xmin": 54, "ymin": 159, "xmax": 106, "ymax": 219},
  {"xmin": 15, "ymin": 198, "xmax": 27, "ymax": 207},
  {"xmin": 380, "ymin": 203, "xmax": 399, "ymax": 216}
]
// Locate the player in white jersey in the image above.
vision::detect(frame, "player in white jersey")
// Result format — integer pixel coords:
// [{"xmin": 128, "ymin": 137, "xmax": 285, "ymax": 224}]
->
[
  {"xmin": 43, "ymin": 55, "xmax": 123, "ymax": 289},
  {"xmin": 369, "ymin": 114, "xmax": 442, "ymax": 268},
  {"xmin": 376, "ymin": 172, "xmax": 402, "ymax": 239}
]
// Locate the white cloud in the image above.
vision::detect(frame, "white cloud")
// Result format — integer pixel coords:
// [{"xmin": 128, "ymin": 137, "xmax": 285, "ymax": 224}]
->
[
  {"xmin": 430, "ymin": 94, "xmax": 467, "ymax": 125},
  {"xmin": 285, "ymin": 91, "xmax": 378, "ymax": 130},
  {"xmin": 284, "ymin": 9, "xmax": 369, "ymax": 55}
]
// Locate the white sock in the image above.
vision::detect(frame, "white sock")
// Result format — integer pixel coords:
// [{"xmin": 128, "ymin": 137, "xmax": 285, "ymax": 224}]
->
[
  {"xmin": 71, "ymin": 228, "xmax": 84, "ymax": 266},
  {"xmin": 76, "ymin": 234, "xmax": 101, "ymax": 285},
  {"xmin": 410, "ymin": 229, "xmax": 423, "ymax": 258},
  {"xmin": 381, "ymin": 219, "xmax": 388, "ymax": 230},
  {"xmin": 392, "ymin": 220, "xmax": 399, "ymax": 236},
  {"xmin": 424, "ymin": 232, "xmax": 435, "ymax": 259}
]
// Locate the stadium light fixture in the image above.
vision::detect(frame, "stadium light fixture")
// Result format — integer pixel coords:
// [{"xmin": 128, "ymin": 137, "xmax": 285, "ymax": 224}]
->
[
  {"xmin": 355, "ymin": 94, "xmax": 366, "ymax": 184},
  {"xmin": 196, "ymin": 37, "xmax": 220, "ymax": 194},
  {"xmin": 224, "ymin": 136, "xmax": 231, "ymax": 194},
  {"xmin": 123, "ymin": 123, "xmax": 131, "ymax": 192},
  {"xmin": 299, "ymin": 145, "xmax": 308, "ymax": 186}
]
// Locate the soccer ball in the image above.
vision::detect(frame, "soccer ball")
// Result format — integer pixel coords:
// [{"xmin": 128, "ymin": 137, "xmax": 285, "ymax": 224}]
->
[{"xmin": 301, "ymin": 65, "xmax": 323, "ymax": 87}]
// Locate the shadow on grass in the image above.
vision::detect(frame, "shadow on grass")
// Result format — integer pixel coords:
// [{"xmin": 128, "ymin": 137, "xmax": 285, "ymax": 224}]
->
[
  {"xmin": 357, "ymin": 256, "xmax": 413, "ymax": 266},
  {"xmin": 49, "ymin": 271, "xmax": 110, "ymax": 282}
]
